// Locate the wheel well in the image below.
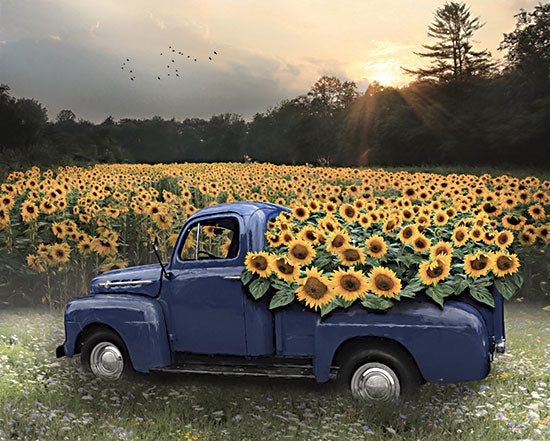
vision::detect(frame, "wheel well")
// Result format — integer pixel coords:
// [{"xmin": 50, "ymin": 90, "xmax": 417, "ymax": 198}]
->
[
  {"xmin": 332, "ymin": 336, "xmax": 425, "ymax": 383},
  {"xmin": 74, "ymin": 323, "xmax": 122, "ymax": 355}
]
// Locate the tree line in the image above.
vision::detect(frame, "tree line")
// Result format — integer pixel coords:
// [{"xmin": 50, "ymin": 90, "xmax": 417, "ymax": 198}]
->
[{"xmin": 1, "ymin": 2, "xmax": 548, "ymax": 170}]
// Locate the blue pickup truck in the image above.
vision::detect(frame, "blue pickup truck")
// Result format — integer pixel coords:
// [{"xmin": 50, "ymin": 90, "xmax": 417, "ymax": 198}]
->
[{"xmin": 56, "ymin": 201, "xmax": 506, "ymax": 402}]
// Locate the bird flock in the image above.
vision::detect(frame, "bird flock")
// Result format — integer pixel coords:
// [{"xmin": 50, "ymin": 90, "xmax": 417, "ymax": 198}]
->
[{"xmin": 120, "ymin": 46, "xmax": 219, "ymax": 82}]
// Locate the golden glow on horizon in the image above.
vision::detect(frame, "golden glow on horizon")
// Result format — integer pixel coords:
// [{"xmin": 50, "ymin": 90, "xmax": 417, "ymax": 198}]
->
[{"xmin": 362, "ymin": 60, "xmax": 407, "ymax": 87}]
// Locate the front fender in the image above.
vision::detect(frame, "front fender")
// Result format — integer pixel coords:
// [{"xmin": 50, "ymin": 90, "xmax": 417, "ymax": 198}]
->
[
  {"xmin": 60, "ymin": 294, "xmax": 171, "ymax": 373},
  {"xmin": 313, "ymin": 299, "xmax": 490, "ymax": 383}
]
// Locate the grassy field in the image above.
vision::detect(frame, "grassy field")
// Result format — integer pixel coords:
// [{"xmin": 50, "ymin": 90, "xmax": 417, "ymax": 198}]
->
[{"xmin": 0, "ymin": 304, "xmax": 549, "ymax": 441}]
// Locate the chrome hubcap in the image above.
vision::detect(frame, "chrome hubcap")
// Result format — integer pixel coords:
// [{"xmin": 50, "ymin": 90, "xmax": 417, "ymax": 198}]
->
[
  {"xmin": 90, "ymin": 342, "xmax": 124, "ymax": 380},
  {"xmin": 350, "ymin": 362, "xmax": 400, "ymax": 402}
]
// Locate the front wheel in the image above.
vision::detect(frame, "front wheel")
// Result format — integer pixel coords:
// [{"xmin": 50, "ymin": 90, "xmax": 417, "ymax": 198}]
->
[{"xmin": 81, "ymin": 330, "xmax": 133, "ymax": 380}]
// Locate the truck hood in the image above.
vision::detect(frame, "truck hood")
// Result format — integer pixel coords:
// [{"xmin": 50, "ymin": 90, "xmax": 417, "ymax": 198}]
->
[{"xmin": 90, "ymin": 264, "xmax": 162, "ymax": 297}]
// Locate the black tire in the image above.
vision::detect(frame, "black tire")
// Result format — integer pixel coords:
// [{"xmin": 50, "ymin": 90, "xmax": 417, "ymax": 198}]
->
[
  {"xmin": 80, "ymin": 330, "xmax": 134, "ymax": 380},
  {"xmin": 338, "ymin": 346, "xmax": 423, "ymax": 401}
]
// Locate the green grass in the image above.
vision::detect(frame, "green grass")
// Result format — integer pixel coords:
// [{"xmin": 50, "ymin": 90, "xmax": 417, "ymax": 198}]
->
[{"xmin": 1, "ymin": 304, "xmax": 549, "ymax": 440}]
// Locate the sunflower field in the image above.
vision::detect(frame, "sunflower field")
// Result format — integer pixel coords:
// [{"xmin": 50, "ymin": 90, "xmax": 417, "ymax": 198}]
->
[{"xmin": 0, "ymin": 163, "xmax": 548, "ymax": 311}]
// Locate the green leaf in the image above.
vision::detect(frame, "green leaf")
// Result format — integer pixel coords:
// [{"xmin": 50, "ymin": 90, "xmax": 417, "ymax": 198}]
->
[
  {"xmin": 269, "ymin": 289, "xmax": 295, "ymax": 309},
  {"xmin": 425, "ymin": 286, "xmax": 444, "ymax": 308},
  {"xmin": 249, "ymin": 277, "xmax": 270, "ymax": 299},
  {"xmin": 361, "ymin": 294, "xmax": 393, "ymax": 311},
  {"xmin": 241, "ymin": 270, "xmax": 254, "ymax": 285},
  {"xmin": 469, "ymin": 283, "xmax": 495, "ymax": 308},
  {"xmin": 320, "ymin": 300, "xmax": 339, "ymax": 317},
  {"xmin": 510, "ymin": 271, "xmax": 524, "ymax": 289},
  {"xmin": 400, "ymin": 276, "xmax": 424, "ymax": 298},
  {"xmin": 494, "ymin": 278, "xmax": 516, "ymax": 301},
  {"xmin": 450, "ymin": 275, "xmax": 469, "ymax": 296}
]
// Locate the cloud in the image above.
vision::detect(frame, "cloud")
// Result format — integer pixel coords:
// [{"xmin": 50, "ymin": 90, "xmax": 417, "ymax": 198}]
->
[
  {"xmin": 149, "ymin": 13, "xmax": 166, "ymax": 31},
  {"xmin": 49, "ymin": 35, "xmax": 61, "ymax": 41}
]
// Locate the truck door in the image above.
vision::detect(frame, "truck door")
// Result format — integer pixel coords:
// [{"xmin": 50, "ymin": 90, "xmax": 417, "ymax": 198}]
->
[{"xmin": 163, "ymin": 214, "xmax": 248, "ymax": 355}]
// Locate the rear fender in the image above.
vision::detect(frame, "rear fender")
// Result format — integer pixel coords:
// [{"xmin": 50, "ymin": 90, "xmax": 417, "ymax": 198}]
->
[
  {"xmin": 62, "ymin": 294, "xmax": 171, "ymax": 372},
  {"xmin": 313, "ymin": 300, "xmax": 490, "ymax": 383}
]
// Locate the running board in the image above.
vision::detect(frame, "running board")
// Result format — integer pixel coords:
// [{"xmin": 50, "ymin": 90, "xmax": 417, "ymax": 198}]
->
[{"xmin": 150, "ymin": 361, "xmax": 338, "ymax": 380}]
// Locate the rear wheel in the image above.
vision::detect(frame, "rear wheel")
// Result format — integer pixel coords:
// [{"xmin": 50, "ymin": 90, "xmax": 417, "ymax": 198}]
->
[
  {"xmin": 338, "ymin": 347, "xmax": 423, "ymax": 402},
  {"xmin": 81, "ymin": 330, "xmax": 133, "ymax": 380}
]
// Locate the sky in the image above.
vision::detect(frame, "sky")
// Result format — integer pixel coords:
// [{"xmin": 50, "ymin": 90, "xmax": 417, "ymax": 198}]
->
[{"xmin": 0, "ymin": 0, "xmax": 541, "ymax": 122}]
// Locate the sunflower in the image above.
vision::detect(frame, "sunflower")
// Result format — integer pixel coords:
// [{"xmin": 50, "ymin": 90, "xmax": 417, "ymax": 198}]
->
[
  {"xmin": 299, "ymin": 226, "xmax": 320, "ymax": 245},
  {"xmin": 21, "ymin": 200, "xmax": 39, "ymax": 222},
  {"xmin": 495, "ymin": 230, "xmax": 514, "ymax": 249},
  {"xmin": 518, "ymin": 230, "xmax": 536, "ymax": 246},
  {"xmin": 295, "ymin": 267, "xmax": 334, "ymax": 310},
  {"xmin": 330, "ymin": 268, "xmax": 369, "ymax": 301},
  {"xmin": 419, "ymin": 255, "xmax": 451, "ymax": 286},
  {"xmin": 482, "ymin": 231, "xmax": 496, "ymax": 245},
  {"xmin": 92, "ymin": 237, "xmax": 118, "ymax": 256},
  {"xmin": 50, "ymin": 242, "xmax": 71, "ymax": 264},
  {"xmin": 270, "ymin": 255, "xmax": 299, "ymax": 282},
  {"xmin": 0, "ymin": 207, "xmax": 9, "ymax": 228},
  {"xmin": 501, "ymin": 215, "xmax": 526, "ymax": 231},
  {"xmin": 326, "ymin": 231, "xmax": 350, "ymax": 254},
  {"xmin": 382, "ymin": 217, "xmax": 401, "ymax": 233},
  {"xmin": 429, "ymin": 241, "xmax": 454, "ymax": 260},
  {"xmin": 244, "ymin": 251, "xmax": 272, "ymax": 277},
  {"xmin": 0, "ymin": 194, "xmax": 14, "ymax": 210},
  {"xmin": 368, "ymin": 266, "xmax": 402, "ymax": 298},
  {"xmin": 469, "ymin": 227, "xmax": 484, "ymax": 241},
  {"xmin": 26, "ymin": 254, "xmax": 46, "ymax": 273},
  {"xmin": 338, "ymin": 246, "xmax": 366, "ymax": 266},
  {"xmin": 364, "ymin": 235, "xmax": 387, "ymax": 258},
  {"xmin": 77, "ymin": 237, "xmax": 93, "ymax": 255},
  {"xmin": 412, "ymin": 234, "xmax": 431, "ymax": 253},
  {"xmin": 528, "ymin": 204, "xmax": 545, "ymax": 220},
  {"xmin": 464, "ymin": 252, "xmax": 493, "ymax": 278},
  {"xmin": 40, "ymin": 199, "xmax": 57, "ymax": 214},
  {"xmin": 537, "ymin": 225, "xmax": 550, "ymax": 242},
  {"xmin": 339, "ymin": 203, "xmax": 357, "ymax": 222},
  {"xmin": 287, "ymin": 239, "xmax": 316, "ymax": 265},
  {"xmin": 433, "ymin": 210, "xmax": 449, "ymax": 226},
  {"xmin": 399, "ymin": 224, "xmax": 418, "ymax": 244},
  {"xmin": 101, "ymin": 260, "xmax": 128, "ymax": 273},
  {"xmin": 266, "ymin": 232, "xmax": 282, "ymax": 247},
  {"xmin": 451, "ymin": 227, "xmax": 468, "ymax": 246},
  {"xmin": 292, "ymin": 206, "xmax": 310, "ymax": 221},
  {"xmin": 491, "ymin": 252, "xmax": 520, "ymax": 277},
  {"xmin": 51, "ymin": 222, "xmax": 66, "ymax": 238}
]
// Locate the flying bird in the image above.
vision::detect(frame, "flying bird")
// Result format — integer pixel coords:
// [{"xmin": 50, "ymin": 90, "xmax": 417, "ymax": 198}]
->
[
  {"xmin": 158, "ymin": 76, "xmax": 161, "ymax": 80},
  {"xmin": 209, "ymin": 57, "xmax": 212, "ymax": 60},
  {"xmin": 214, "ymin": 51, "xmax": 217, "ymax": 55}
]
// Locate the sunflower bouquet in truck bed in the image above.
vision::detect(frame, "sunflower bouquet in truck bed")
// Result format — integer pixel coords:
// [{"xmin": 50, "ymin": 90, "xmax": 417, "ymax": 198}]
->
[{"xmin": 242, "ymin": 184, "xmax": 548, "ymax": 315}]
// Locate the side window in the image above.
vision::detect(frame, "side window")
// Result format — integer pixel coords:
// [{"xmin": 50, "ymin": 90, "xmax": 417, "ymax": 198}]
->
[{"xmin": 179, "ymin": 217, "xmax": 239, "ymax": 261}]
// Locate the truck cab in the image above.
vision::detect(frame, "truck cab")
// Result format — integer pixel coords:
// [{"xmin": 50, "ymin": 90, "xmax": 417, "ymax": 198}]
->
[{"xmin": 57, "ymin": 201, "xmax": 506, "ymax": 402}]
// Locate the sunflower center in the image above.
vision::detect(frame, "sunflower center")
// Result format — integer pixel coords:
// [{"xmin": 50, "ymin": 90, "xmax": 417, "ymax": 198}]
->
[
  {"xmin": 427, "ymin": 265, "xmax": 443, "ymax": 278},
  {"xmin": 291, "ymin": 245, "xmax": 309, "ymax": 260},
  {"xmin": 345, "ymin": 208, "xmax": 354, "ymax": 217},
  {"xmin": 332, "ymin": 235, "xmax": 345, "ymax": 248},
  {"xmin": 276, "ymin": 259, "xmax": 293, "ymax": 275},
  {"xmin": 296, "ymin": 208, "xmax": 306, "ymax": 217},
  {"xmin": 496, "ymin": 256, "xmax": 513, "ymax": 271},
  {"xmin": 305, "ymin": 231, "xmax": 316, "ymax": 241},
  {"xmin": 497, "ymin": 234, "xmax": 508, "ymax": 244},
  {"xmin": 252, "ymin": 256, "xmax": 268, "ymax": 271},
  {"xmin": 343, "ymin": 249, "xmax": 361, "ymax": 261},
  {"xmin": 403, "ymin": 228, "xmax": 413, "ymax": 239},
  {"xmin": 340, "ymin": 275, "xmax": 360, "ymax": 292},
  {"xmin": 303, "ymin": 277, "xmax": 328, "ymax": 299},
  {"xmin": 414, "ymin": 238, "xmax": 427, "ymax": 249},
  {"xmin": 508, "ymin": 216, "xmax": 521, "ymax": 225},
  {"xmin": 374, "ymin": 274, "xmax": 394, "ymax": 291},
  {"xmin": 471, "ymin": 255, "xmax": 489, "ymax": 270}
]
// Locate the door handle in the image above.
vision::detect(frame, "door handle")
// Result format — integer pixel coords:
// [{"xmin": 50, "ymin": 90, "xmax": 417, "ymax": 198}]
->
[{"xmin": 224, "ymin": 275, "xmax": 241, "ymax": 280}]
